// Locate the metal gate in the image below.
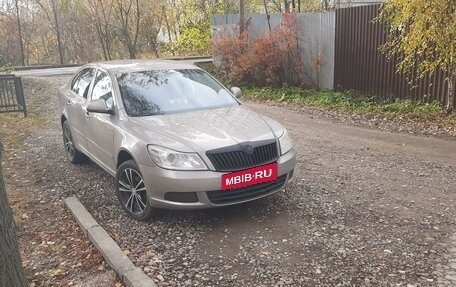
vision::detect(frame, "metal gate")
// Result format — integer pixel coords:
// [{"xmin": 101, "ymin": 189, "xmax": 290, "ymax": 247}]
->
[{"xmin": 0, "ymin": 75, "xmax": 27, "ymax": 117}]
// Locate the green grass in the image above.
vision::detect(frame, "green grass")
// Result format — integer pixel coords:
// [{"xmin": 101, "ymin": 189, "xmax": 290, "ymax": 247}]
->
[
  {"xmin": 196, "ymin": 62, "xmax": 454, "ymax": 132},
  {"xmin": 242, "ymin": 87, "xmax": 445, "ymax": 117},
  {"xmin": 195, "ymin": 62, "xmax": 446, "ymax": 117}
]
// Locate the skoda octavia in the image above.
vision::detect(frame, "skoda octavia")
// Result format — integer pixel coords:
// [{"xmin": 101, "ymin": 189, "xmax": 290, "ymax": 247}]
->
[{"xmin": 59, "ymin": 60, "xmax": 296, "ymax": 220}]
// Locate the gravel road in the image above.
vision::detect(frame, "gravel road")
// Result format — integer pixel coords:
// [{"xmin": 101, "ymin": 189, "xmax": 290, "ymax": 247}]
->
[{"xmin": 20, "ymin": 76, "xmax": 456, "ymax": 287}]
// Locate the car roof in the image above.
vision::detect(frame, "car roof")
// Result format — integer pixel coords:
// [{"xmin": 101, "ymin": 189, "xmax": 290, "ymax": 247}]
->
[{"xmin": 87, "ymin": 59, "xmax": 202, "ymax": 75}]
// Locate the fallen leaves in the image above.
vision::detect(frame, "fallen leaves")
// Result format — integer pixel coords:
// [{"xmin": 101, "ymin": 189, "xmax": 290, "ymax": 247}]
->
[
  {"xmin": 52, "ymin": 268, "xmax": 63, "ymax": 277},
  {"xmin": 3, "ymin": 78, "xmax": 116, "ymax": 286}
]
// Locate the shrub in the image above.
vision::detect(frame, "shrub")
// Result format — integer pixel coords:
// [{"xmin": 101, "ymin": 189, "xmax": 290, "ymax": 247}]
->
[{"xmin": 212, "ymin": 13, "xmax": 304, "ymax": 87}]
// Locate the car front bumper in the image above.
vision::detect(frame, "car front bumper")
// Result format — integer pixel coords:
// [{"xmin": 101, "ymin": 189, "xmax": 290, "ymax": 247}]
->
[{"xmin": 138, "ymin": 149, "xmax": 296, "ymax": 209}]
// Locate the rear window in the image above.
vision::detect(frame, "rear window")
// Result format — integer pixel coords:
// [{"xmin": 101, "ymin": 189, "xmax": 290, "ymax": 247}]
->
[{"xmin": 116, "ymin": 69, "xmax": 238, "ymax": 117}]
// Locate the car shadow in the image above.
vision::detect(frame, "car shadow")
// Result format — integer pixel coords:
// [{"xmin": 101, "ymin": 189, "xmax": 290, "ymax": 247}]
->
[{"xmin": 147, "ymin": 190, "xmax": 291, "ymax": 227}]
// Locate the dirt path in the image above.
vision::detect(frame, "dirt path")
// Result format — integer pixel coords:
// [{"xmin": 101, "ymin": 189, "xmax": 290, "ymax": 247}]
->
[
  {"xmin": 11, "ymin": 76, "xmax": 456, "ymax": 286},
  {"xmin": 249, "ymin": 102, "xmax": 456, "ymax": 165}
]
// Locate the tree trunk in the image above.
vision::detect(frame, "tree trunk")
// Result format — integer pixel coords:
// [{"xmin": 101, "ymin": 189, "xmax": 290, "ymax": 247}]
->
[
  {"xmin": 131, "ymin": 0, "xmax": 140, "ymax": 59},
  {"xmin": 96, "ymin": 21, "xmax": 108, "ymax": 61},
  {"xmin": 50, "ymin": 0, "xmax": 64, "ymax": 64},
  {"xmin": 263, "ymin": 0, "xmax": 272, "ymax": 32},
  {"xmin": 0, "ymin": 142, "xmax": 28, "ymax": 287},
  {"xmin": 447, "ymin": 76, "xmax": 454, "ymax": 111},
  {"xmin": 14, "ymin": 0, "xmax": 25, "ymax": 66},
  {"xmin": 162, "ymin": 5, "xmax": 174, "ymax": 49},
  {"xmin": 239, "ymin": 0, "xmax": 245, "ymax": 35}
]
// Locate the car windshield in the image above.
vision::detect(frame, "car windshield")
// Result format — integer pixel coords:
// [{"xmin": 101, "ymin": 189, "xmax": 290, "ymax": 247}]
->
[{"xmin": 116, "ymin": 69, "xmax": 238, "ymax": 117}]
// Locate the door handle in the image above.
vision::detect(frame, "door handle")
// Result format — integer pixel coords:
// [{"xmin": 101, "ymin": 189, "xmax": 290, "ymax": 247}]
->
[
  {"xmin": 84, "ymin": 111, "xmax": 90, "ymax": 119},
  {"xmin": 66, "ymin": 100, "xmax": 72, "ymax": 106}
]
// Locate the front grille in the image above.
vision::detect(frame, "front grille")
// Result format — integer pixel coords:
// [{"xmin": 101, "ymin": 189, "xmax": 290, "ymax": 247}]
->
[
  {"xmin": 207, "ymin": 142, "xmax": 278, "ymax": 172},
  {"xmin": 207, "ymin": 174, "xmax": 287, "ymax": 205}
]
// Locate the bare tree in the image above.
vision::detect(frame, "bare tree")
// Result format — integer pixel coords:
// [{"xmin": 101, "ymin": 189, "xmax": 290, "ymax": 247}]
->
[
  {"xmin": 85, "ymin": 0, "xmax": 115, "ymax": 60},
  {"xmin": 50, "ymin": 0, "xmax": 63, "ymax": 63},
  {"xmin": 263, "ymin": 0, "xmax": 272, "ymax": 31},
  {"xmin": 114, "ymin": 0, "xmax": 141, "ymax": 59},
  {"xmin": 34, "ymin": 0, "xmax": 65, "ymax": 64},
  {"xmin": 239, "ymin": 0, "xmax": 245, "ymax": 34},
  {"xmin": 141, "ymin": 2, "xmax": 163, "ymax": 58},
  {"xmin": 14, "ymin": 0, "xmax": 25, "ymax": 66}
]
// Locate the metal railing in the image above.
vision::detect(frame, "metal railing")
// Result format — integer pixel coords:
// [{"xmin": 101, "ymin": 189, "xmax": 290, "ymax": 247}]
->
[
  {"xmin": 0, "ymin": 75, "xmax": 27, "ymax": 117},
  {"xmin": 11, "ymin": 56, "xmax": 213, "ymax": 71}
]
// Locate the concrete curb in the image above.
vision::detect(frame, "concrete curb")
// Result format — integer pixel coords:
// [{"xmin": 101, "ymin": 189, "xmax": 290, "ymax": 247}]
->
[{"xmin": 64, "ymin": 197, "xmax": 157, "ymax": 287}]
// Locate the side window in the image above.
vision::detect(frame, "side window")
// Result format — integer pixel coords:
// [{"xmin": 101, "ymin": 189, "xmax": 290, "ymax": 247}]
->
[
  {"xmin": 72, "ymin": 68, "xmax": 95, "ymax": 99},
  {"xmin": 71, "ymin": 77, "xmax": 79, "ymax": 92},
  {"xmin": 91, "ymin": 70, "xmax": 113, "ymax": 109}
]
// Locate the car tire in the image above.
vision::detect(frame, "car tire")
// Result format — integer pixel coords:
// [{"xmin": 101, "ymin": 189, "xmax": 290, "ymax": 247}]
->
[
  {"xmin": 62, "ymin": 120, "xmax": 88, "ymax": 164},
  {"xmin": 116, "ymin": 160, "xmax": 154, "ymax": 221}
]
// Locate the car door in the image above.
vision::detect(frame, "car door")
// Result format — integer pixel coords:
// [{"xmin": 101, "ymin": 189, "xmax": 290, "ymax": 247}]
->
[
  {"xmin": 85, "ymin": 69, "xmax": 116, "ymax": 173},
  {"xmin": 66, "ymin": 68, "xmax": 95, "ymax": 154}
]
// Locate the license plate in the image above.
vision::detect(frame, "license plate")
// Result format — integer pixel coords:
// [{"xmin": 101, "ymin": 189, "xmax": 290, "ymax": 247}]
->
[{"xmin": 222, "ymin": 162, "xmax": 278, "ymax": 190}]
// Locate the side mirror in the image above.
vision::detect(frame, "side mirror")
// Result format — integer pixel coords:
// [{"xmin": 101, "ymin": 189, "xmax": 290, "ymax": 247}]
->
[
  {"xmin": 87, "ymin": 99, "xmax": 114, "ymax": 115},
  {"xmin": 230, "ymin": 87, "xmax": 243, "ymax": 99}
]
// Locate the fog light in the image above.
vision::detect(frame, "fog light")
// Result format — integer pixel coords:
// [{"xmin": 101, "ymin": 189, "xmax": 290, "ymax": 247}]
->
[{"xmin": 164, "ymin": 192, "xmax": 198, "ymax": 203}]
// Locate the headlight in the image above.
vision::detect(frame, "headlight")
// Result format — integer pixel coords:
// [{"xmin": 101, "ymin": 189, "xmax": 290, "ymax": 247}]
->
[
  {"xmin": 278, "ymin": 129, "xmax": 293, "ymax": 155},
  {"xmin": 147, "ymin": 145, "xmax": 207, "ymax": 170}
]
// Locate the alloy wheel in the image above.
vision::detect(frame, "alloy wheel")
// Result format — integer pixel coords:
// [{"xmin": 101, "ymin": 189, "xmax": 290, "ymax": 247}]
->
[
  {"xmin": 118, "ymin": 168, "xmax": 148, "ymax": 214},
  {"xmin": 63, "ymin": 124, "xmax": 75, "ymax": 159}
]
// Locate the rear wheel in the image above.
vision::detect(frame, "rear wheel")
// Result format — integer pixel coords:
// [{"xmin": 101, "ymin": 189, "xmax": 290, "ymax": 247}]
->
[
  {"xmin": 62, "ymin": 120, "xmax": 87, "ymax": 164},
  {"xmin": 116, "ymin": 160, "xmax": 154, "ymax": 221}
]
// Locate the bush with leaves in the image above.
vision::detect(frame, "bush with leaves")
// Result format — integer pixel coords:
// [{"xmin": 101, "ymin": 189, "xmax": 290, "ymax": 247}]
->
[
  {"xmin": 379, "ymin": 0, "xmax": 455, "ymax": 109},
  {"xmin": 212, "ymin": 13, "xmax": 304, "ymax": 87},
  {"xmin": 168, "ymin": 25, "xmax": 211, "ymax": 56},
  {"xmin": 0, "ymin": 63, "xmax": 13, "ymax": 74}
]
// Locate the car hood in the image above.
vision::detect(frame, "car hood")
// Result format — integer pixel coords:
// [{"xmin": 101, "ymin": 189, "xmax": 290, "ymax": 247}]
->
[{"xmin": 125, "ymin": 105, "xmax": 281, "ymax": 153}]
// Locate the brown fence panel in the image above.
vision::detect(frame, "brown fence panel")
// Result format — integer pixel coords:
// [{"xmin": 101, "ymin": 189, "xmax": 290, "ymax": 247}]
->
[{"xmin": 334, "ymin": 4, "xmax": 454, "ymax": 108}]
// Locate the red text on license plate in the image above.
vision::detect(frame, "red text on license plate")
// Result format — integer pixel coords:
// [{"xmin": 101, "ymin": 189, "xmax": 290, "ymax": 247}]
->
[{"xmin": 222, "ymin": 162, "xmax": 278, "ymax": 190}]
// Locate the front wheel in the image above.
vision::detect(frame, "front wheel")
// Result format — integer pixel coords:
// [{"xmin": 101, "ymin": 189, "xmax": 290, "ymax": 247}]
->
[
  {"xmin": 62, "ymin": 120, "xmax": 87, "ymax": 164},
  {"xmin": 116, "ymin": 160, "xmax": 154, "ymax": 221}
]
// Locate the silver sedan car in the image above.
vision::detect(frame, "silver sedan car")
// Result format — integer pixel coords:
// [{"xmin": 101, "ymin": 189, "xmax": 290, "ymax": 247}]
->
[{"xmin": 59, "ymin": 60, "xmax": 296, "ymax": 220}]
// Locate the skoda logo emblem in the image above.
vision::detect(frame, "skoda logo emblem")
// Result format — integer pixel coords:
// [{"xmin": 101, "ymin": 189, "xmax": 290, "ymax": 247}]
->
[{"xmin": 243, "ymin": 145, "xmax": 254, "ymax": 155}]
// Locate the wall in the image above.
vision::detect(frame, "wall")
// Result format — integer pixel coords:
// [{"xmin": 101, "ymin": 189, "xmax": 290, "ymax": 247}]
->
[
  {"xmin": 296, "ymin": 12, "xmax": 335, "ymax": 89},
  {"xmin": 211, "ymin": 12, "xmax": 335, "ymax": 89}
]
